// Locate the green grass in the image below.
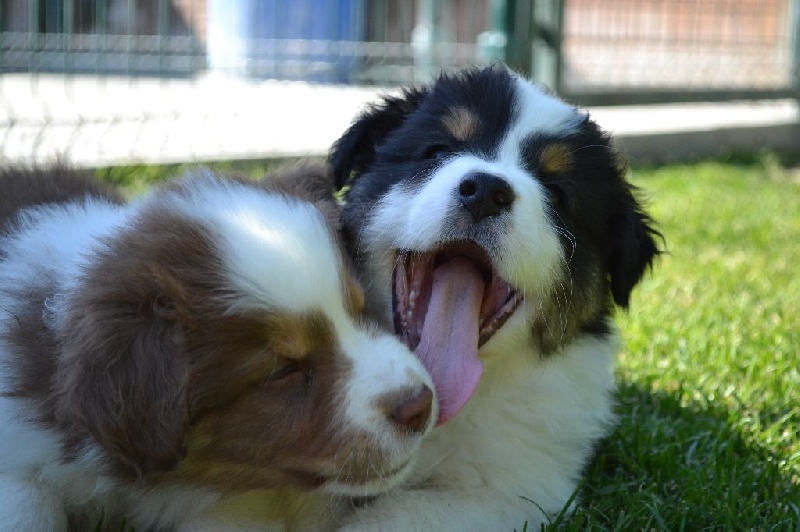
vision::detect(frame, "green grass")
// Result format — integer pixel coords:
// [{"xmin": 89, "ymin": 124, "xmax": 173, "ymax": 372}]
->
[
  {"xmin": 548, "ymin": 155, "xmax": 800, "ymax": 531},
  {"xmin": 96, "ymin": 154, "xmax": 800, "ymax": 531},
  {"xmin": 94, "ymin": 158, "xmax": 302, "ymax": 197}
]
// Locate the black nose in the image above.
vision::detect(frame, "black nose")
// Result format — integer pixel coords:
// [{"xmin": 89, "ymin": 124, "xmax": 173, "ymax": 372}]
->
[{"xmin": 458, "ymin": 172, "xmax": 515, "ymax": 222}]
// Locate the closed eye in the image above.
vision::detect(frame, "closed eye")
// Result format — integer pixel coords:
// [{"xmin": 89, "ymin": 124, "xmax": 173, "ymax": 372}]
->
[
  {"xmin": 421, "ymin": 143, "xmax": 451, "ymax": 160},
  {"xmin": 266, "ymin": 360, "xmax": 309, "ymax": 384},
  {"xmin": 543, "ymin": 183, "xmax": 564, "ymax": 206}
]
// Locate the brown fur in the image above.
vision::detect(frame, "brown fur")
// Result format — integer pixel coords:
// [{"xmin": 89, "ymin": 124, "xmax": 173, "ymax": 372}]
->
[
  {"xmin": 0, "ymin": 166, "xmax": 123, "ymax": 235},
  {"xmin": 258, "ymin": 162, "xmax": 367, "ymax": 319},
  {"xmin": 539, "ymin": 143, "xmax": 574, "ymax": 175},
  {"xmin": 49, "ymin": 183, "xmax": 370, "ymax": 483},
  {"xmin": 1, "ymin": 285, "xmax": 59, "ymax": 419},
  {"xmin": 2, "ymin": 163, "xmax": 413, "ymax": 494},
  {"xmin": 0, "ymin": 167, "xmax": 125, "ymax": 423},
  {"xmin": 53, "ymin": 210, "xmax": 209, "ymax": 477},
  {"xmin": 442, "ymin": 106, "xmax": 480, "ymax": 142},
  {"xmin": 259, "ymin": 161, "xmax": 342, "ymax": 232}
]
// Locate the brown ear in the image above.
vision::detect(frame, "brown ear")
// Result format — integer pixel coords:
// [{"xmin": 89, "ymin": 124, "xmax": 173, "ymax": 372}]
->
[
  {"xmin": 258, "ymin": 161, "xmax": 342, "ymax": 231},
  {"xmin": 54, "ymin": 261, "xmax": 190, "ymax": 479}
]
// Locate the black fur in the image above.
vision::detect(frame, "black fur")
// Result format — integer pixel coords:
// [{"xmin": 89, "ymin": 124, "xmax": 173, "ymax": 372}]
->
[{"xmin": 330, "ymin": 67, "xmax": 662, "ymax": 353}]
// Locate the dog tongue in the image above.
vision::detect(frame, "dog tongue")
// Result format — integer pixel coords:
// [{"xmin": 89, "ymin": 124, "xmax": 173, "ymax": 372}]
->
[{"xmin": 414, "ymin": 257, "xmax": 484, "ymax": 425}]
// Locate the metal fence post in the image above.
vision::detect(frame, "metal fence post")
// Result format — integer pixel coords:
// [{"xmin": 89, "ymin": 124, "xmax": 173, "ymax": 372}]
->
[
  {"xmin": 413, "ymin": 0, "xmax": 439, "ymax": 82},
  {"xmin": 477, "ymin": 0, "xmax": 508, "ymax": 64},
  {"xmin": 501, "ymin": 0, "xmax": 532, "ymax": 76},
  {"xmin": 792, "ymin": 0, "xmax": 800, "ymax": 102},
  {"xmin": 64, "ymin": 0, "xmax": 74, "ymax": 72},
  {"xmin": 530, "ymin": 0, "xmax": 564, "ymax": 93}
]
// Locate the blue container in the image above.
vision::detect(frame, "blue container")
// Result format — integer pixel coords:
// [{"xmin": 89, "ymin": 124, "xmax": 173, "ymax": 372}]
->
[{"xmin": 208, "ymin": 0, "xmax": 365, "ymax": 83}]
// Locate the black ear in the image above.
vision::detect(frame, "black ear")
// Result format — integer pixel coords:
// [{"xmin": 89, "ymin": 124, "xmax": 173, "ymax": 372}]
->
[
  {"xmin": 330, "ymin": 87, "xmax": 428, "ymax": 190},
  {"xmin": 55, "ymin": 262, "xmax": 190, "ymax": 479},
  {"xmin": 609, "ymin": 205, "xmax": 662, "ymax": 308}
]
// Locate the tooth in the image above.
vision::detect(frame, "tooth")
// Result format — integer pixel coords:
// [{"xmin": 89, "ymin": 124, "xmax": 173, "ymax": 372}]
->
[
  {"xmin": 409, "ymin": 290, "xmax": 417, "ymax": 303},
  {"xmin": 407, "ymin": 310, "xmax": 413, "ymax": 322}
]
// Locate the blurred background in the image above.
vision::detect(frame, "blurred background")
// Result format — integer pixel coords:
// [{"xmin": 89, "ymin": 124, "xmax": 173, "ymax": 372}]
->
[{"xmin": 1, "ymin": 0, "xmax": 798, "ymax": 167}]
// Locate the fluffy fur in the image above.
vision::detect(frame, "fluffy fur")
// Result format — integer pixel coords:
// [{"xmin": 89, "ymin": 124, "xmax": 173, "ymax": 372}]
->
[
  {"xmin": 0, "ymin": 164, "xmax": 436, "ymax": 530},
  {"xmin": 329, "ymin": 66, "xmax": 661, "ymax": 530}
]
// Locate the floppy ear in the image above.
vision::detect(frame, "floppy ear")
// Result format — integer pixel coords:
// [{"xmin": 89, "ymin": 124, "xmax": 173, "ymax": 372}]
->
[
  {"xmin": 609, "ymin": 203, "xmax": 662, "ymax": 308},
  {"xmin": 330, "ymin": 87, "xmax": 428, "ymax": 190},
  {"xmin": 259, "ymin": 161, "xmax": 342, "ymax": 231},
  {"xmin": 55, "ymin": 262, "xmax": 190, "ymax": 479}
]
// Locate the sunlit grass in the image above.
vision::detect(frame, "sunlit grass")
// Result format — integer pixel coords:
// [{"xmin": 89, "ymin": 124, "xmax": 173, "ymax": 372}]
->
[
  {"xmin": 94, "ymin": 158, "xmax": 300, "ymax": 197},
  {"xmin": 552, "ymin": 155, "xmax": 799, "ymax": 530}
]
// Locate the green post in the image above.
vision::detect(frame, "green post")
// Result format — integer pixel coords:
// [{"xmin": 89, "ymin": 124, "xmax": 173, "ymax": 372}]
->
[
  {"xmin": 792, "ymin": 0, "xmax": 800, "ymax": 102},
  {"xmin": 477, "ymin": 0, "xmax": 507, "ymax": 64},
  {"xmin": 28, "ymin": 0, "xmax": 38, "ymax": 70},
  {"xmin": 503, "ymin": 0, "xmax": 533, "ymax": 76},
  {"xmin": 413, "ymin": 0, "xmax": 438, "ymax": 82},
  {"xmin": 530, "ymin": 0, "xmax": 564, "ymax": 92},
  {"xmin": 158, "ymin": 0, "xmax": 170, "ymax": 75},
  {"xmin": 64, "ymin": 0, "xmax": 74, "ymax": 72}
]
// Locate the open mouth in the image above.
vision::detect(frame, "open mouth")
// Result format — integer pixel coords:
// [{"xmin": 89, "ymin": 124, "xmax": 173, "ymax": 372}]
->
[{"xmin": 392, "ymin": 241, "xmax": 523, "ymax": 424}]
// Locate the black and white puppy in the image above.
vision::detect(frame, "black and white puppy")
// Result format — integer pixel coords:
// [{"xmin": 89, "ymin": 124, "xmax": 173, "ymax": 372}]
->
[
  {"xmin": 330, "ymin": 66, "xmax": 661, "ymax": 530},
  {"xmin": 0, "ymin": 165, "xmax": 436, "ymax": 531}
]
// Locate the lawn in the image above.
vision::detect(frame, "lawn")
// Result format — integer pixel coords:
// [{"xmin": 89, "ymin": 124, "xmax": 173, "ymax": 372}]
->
[
  {"xmin": 551, "ymin": 155, "xmax": 800, "ymax": 531},
  {"xmin": 97, "ymin": 154, "xmax": 799, "ymax": 531}
]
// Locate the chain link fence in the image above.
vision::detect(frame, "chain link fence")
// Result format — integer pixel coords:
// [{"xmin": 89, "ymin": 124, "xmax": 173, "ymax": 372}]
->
[
  {"xmin": 1, "ymin": 0, "xmax": 798, "ymax": 166},
  {"xmin": 561, "ymin": 0, "xmax": 799, "ymax": 104}
]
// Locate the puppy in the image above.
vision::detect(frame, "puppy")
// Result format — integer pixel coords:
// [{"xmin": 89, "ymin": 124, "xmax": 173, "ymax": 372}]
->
[
  {"xmin": 329, "ymin": 66, "xmax": 661, "ymax": 530},
  {"xmin": 0, "ymin": 164, "xmax": 436, "ymax": 530}
]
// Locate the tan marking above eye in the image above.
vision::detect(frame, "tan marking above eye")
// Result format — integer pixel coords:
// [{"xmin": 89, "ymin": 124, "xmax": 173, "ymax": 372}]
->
[
  {"xmin": 540, "ymin": 144, "xmax": 574, "ymax": 174},
  {"xmin": 263, "ymin": 311, "xmax": 339, "ymax": 363},
  {"xmin": 264, "ymin": 315, "xmax": 312, "ymax": 361},
  {"xmin": 442, "ymin": 106, "xmax": 479, "ymax": 142}
]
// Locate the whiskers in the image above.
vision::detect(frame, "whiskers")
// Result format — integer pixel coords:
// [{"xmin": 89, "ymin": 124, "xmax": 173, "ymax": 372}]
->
[{"xmin": 326, "ymin": 442, "xmax": 398, "ymax": 502}]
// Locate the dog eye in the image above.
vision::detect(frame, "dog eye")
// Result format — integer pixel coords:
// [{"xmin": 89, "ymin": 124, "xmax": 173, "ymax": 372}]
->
[
  {"xmin": 266, "ymin": 361, "xmax": 308, "ymax": 384},
  {"xmin": 544, "ymin": 184, "xmax": 564, "ymax": 206},
  {"xmin": 422, "ymin": 144, "xmax": 451, "ymax": 160}
]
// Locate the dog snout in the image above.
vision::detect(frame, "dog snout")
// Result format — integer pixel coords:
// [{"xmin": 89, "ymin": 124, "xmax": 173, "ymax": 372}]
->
[
  {"xmin": 458, "ymin": 172, "xmax": 515, "ymax": 222},
  {"xmin": 386, "ymin": 385, "xmax": 434, "ymax": 433}
]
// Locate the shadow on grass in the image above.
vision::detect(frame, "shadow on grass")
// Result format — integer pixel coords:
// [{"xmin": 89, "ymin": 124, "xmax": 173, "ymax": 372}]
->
[{"xmin": 550, "ymin": 381, "xmax": 799, "ymax": 531}]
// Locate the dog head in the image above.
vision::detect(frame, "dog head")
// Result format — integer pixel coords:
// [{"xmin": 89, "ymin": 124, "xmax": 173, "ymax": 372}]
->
[
  {"xmin": 330, "ymin": 67, "xmax": 661, "ymax": 423},
  {"xmin": 51, "ymin": 166, "xmax": 436, "ymax": 496}
]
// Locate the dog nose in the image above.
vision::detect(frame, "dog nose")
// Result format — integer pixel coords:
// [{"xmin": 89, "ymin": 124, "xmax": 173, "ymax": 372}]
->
[
  {"xmin": 458, "ymin": 172, "xmax": 515, "ymax": 222},
  {"xmin": 390, "ymin": 385, "xmax": 434, "ymax": 433}
]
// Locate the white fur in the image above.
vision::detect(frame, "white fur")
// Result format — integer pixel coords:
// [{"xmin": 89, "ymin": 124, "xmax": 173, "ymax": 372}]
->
[
  {"xmin": 366, "ymin": 152, "xmax": 565, "ymax": 299},
  {"xmin": 340, "ymin": 78, "xmax": 619, "ymax": 530},
  {"xmin": 0, "ymin": 173, "xmax": 436, "ymax": 530},
  {"xmin": 341, "ymin": 323, "xmax": 617, "ymax": 530},
  {"xmin": 167, "ymin": 176, "xmax": 437, "ymax": 498},
  {"xmin": 167, "ymin": 173, "xmax": 347, "ymax": 314},
  {"xmin": 0, "ymin": 191, "xmax": 232, "ymax": 529},
  {"xmin": 498, "ymin": 74, "xmax": 585, "ymax": 164},
  {"xmin": 333, "ymin": 328, "xmax": 437, "ymax": 497}
]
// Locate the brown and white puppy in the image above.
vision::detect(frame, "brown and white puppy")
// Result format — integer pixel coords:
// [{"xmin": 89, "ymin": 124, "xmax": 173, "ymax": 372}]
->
[{"xmin": 0, "ymin": 164, "xmax": 436, "ymax": 530}]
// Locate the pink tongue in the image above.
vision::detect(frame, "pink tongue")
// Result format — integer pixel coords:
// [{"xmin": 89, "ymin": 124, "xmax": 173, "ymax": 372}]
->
[{"xmin": 414, "ymin": 257, "xmax": 485, "ymax": 425}]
